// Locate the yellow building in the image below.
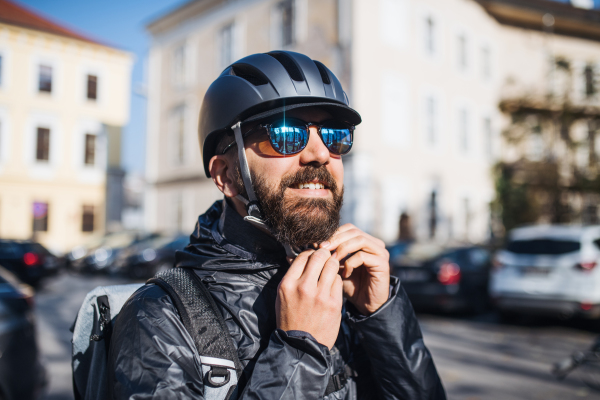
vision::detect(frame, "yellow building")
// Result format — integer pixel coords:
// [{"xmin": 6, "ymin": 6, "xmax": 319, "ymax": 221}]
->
[{"xmin": 0, "ymin": 0, "xmax": 133, "ymax": 253}]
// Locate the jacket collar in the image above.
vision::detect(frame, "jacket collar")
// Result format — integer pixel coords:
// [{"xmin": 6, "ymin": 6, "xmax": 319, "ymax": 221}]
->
[
  {"xmin": 175, "ymin": 199, "xmax": 288, "ymax": 271},
  {"xmin": 219, "ymin": 198, "xmax": 284, "ymax": 256}
]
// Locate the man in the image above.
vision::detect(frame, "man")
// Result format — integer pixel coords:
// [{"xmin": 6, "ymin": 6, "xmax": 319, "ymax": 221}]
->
[{"xmin": 108, "ymin": 51, "xmax": 446, "ymax": 399}]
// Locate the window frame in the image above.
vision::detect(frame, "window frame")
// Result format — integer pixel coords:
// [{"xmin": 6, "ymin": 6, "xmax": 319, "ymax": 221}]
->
[
  {"xmin": 32, "ymin": 201, "xmax": 49, "ymax": 232},
  {"xmin": 84, "ymin": 133, "xmax": 96, "ymax": 166},
  {"xmin": 82, "ymin": 205, "xmax": 95, "ymax": 232},
  {"xmin": 36, "ymin": 127, "xmax": 51, "ymax": 162},
  {"xmin": 38, "ymin": 64, "xmax": 53, "ymax": 93},
  {"xmin": 86, "ymin": 74, "xmax": 98, "ymax": 101}
]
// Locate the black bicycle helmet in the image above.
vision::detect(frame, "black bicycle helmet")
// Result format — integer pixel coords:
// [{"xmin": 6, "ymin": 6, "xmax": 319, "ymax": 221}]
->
[{"xmin": 198, "ymin": 50, "xmax": 361, "ymax": 177}]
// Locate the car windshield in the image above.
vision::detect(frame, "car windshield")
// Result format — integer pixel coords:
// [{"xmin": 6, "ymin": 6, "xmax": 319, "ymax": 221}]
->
[
  {"xmin": 506, "ymin": 239, "xmax": 581, "ymax": 255},
  {"xmin": 22, "ymin": 243, "xmax": 50, "ymax": 255}
]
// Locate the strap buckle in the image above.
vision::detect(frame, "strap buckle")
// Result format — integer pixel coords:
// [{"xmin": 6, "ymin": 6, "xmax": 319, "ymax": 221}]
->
[{"xmin": 206, "ymin": 366, "xmax": 231, "ymax": 387}]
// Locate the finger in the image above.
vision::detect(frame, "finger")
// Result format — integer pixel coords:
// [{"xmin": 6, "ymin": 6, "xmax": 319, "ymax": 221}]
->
[
  {"xmin": 322, "ymin": 228, "xmax": 385, "ymax": 253},
  {"xmin": 341, "ymin": 251, "xmax": 383, "ymax": 279},
  {"xmin": 319, "ymin": 224, "xmax": 356, "ymax": 249},
  {"xmin": 317, "ymin": 256, "xmax": 340, "ymax": 292},
  {"xmin": 332, "ymin": 235, "xmax": 383, "ymax": 262},
  {"xmin": 299, "ymin": 248, "xmax": 331, "ymax": 285},
  {"xmin": 331, "ymin": 274, "xmax": 343, "ymax": 302},
  {"xmin": 285, "ymin": 250, "xmax": 314, "ymax": 280}
]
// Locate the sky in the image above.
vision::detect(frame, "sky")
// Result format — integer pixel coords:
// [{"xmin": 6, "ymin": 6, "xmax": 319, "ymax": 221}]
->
[
  {"xmin": 16, "ymin": 0, "xmax": 187, "ymax": 175},
  {"xmin": 15, "ymin": 0, "xmax": 600, "ymax": 175}
]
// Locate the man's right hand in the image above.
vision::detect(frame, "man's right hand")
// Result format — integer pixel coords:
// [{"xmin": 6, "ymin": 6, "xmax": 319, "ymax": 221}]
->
[{"xmin": 276, "ymin": 249, "xmax": 343, "ymax": 349}]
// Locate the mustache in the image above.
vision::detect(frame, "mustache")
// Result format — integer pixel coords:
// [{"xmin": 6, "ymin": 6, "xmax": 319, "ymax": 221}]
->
[{"xmin": 280, "ymin": 166, "xmax": 338, "ymax": 192}]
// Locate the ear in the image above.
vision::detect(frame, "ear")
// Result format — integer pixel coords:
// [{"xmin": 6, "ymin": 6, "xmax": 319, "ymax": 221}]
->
[{"xmin": 209, "ymin": 155, "xmax": 240, "ymax": 198}]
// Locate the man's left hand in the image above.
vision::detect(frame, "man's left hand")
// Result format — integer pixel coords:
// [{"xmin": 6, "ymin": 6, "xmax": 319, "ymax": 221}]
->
[{"xmin": 321, "ymin": 224, "xmax": 390, "ymax": 316}]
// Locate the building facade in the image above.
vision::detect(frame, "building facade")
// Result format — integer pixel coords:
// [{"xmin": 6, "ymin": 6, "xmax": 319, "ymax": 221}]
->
[
  {"xmin": 0, "ymin": 0, "xmax": 133, "ymax": 253},
  {"xmin": 145, "ymin": 0, "xmax": 600, "ymax": 243}
]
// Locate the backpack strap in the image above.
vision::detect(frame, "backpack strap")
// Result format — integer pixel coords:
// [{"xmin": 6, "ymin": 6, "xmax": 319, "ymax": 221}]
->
[{"xmin": 148, "ymin": 268, "xmax": 242, "ymax": 398}]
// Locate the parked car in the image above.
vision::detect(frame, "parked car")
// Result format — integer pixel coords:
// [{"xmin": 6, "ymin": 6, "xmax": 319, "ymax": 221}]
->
[
  {"xmin": 0, "ymin": 240, "xmax": 59, "ymax": 287},
  {"xmin": 71, "ymin": 232, "xmax": 160, "ymax": 274},
  {"xmin": 391, "ymin": 243, "xmax": 491, "ymax": 313},
  {"xmin": 0, "ymin": 266, "xmax": 46, "ymax": 400},
  {"xmin": 490, "ymin": 225, "xmax": 600, "ymax": 319},
  {"xmin": 64, "ymin": 233, "xmax": 105, "ymax": 271},
  {"xmin": 114, "ymin": 234, "xmax": 189, "ymax": 280}
]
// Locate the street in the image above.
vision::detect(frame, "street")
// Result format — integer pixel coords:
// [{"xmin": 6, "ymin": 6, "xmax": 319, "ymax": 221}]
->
[{"xmin": 35, "ymin": 272, "xmax": 600, "ymax": 400}]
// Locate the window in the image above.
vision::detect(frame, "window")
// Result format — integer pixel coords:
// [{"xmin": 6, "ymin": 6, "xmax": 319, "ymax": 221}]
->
[
  {"xmin": 481, "ymin": 46, "xmax": 491, "ymax": 80},
  {"xmin": 459, "ymin": 108, "xmax": 469, "ymax": 153},
  {"xmin": 36, "ymin": 127, "xmax": 50, "ymax": 161},
  {"xmin": 426, "ymin": 96, "xmax": 436, "ymax": 146},
  {"xmin": 425, "ymin": 16, "xmax": 435, "ymax": 56},
  {"xmin": 87, "ymin": 75, "xmax": 97, "ymax": 100},
  {"xmin": 280, "ymin": 0, "xmax": 295, "ymax": 47},
  {"xmin": 38, "ymin": 64, "xmax": 52, "ymax": 93},
  {"xmin": 585, "ymin": 64, "xmax": 596, "ymax": 97},
  {"xmin": 171, "ymin": 106, "xmax": 185, "ymax": 165},
  {"xmin": 172, "ymin": 45, "xmax": 186, "ymax": 87},
  {"xmin": 462, "ymin": 197, "xmax": 471, "ymax": 240},
  {"xmin": 429, "ymin": 191, "xmax": 437, "ymax": 239},
  {"xmin": 219, "ymin": 23, "xmax": 235, "ymax": 69},
  {"xmin": 458, "ymin": 34, "xmax": 467, "ymax": 71},
  {"xmin": 32, "ymin": 202, "xmax": 49, "ymax": 232},
  {"xmin": 84, "ymin": 134, "xmax": 96, "ymax": 165},
  {"xmin": 82, "ymin": 205, "xmax": 94, "ymax": 232},
  {"xmin": 484, "ymin": 117, "xmax": 492, "ymax": 157},
  {"xmin": 508, "ymin": 239, "xmax": 580, "ymax": 255},
  {"xmin": 528, "ymin": 122, "xmax": 543, "ymax": 161}
]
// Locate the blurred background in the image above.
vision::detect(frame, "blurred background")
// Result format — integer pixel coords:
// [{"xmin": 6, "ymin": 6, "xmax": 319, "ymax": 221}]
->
[{"xmin": 2, "ymin": 0, "xmax": 600, "ymax": 398}]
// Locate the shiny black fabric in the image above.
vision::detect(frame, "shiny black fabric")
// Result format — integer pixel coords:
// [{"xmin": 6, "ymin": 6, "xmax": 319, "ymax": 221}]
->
[{"xmin": 108, "ymin": 200, "xmax": 446, "ymax": 399}]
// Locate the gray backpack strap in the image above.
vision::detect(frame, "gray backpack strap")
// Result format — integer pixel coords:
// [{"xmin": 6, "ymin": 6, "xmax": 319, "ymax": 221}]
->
[
  {"xmin": 148, "ymin": 268, "xmax": 242, "ymax": 399},
  {"xmin": 71, "ymin": 283, "xmax": 144, "ymax": 400}
]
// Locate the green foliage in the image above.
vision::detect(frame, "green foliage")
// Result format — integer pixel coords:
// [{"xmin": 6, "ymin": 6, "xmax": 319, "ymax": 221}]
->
[{"xmin": 492, "ymin": 163, "xmax": 539, "ymax": 233}]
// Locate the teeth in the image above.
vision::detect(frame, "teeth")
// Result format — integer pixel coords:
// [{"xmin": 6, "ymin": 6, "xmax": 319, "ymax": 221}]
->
[{"xmin": 296, "ymin": 182, "xmax": 325, "ymax": 189}]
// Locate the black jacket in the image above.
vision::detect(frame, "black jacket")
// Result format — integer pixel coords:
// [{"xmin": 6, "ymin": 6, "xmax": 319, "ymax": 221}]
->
[{"xmin": 108, "ymin": 200, "xmax": 446, "ymax": 399}]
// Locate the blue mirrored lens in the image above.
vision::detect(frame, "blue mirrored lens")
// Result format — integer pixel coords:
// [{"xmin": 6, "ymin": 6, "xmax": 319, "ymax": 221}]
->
[
  {"xmin": 271, "ymin": 124, "xmax": 308, "ymax": 154},
  {"xmin": 321, "ymin": 127, "xmax": 352, "ymax": 154}
]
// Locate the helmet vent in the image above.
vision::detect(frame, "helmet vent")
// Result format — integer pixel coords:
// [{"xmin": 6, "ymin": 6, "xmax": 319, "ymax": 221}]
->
[
  {"xmin": 267, "ymin": 52, "xmax": 304, "ymax": 82},
  {"xmin": 231, "ymin": 63, "xmax": 269, "ymax": 86},
  {"xmin": 313, "ymin": 61, "xmax": 331, "ymax": 85}
]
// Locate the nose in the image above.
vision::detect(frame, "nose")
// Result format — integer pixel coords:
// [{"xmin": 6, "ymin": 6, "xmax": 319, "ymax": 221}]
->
[{"xmin": 298, "ymin": 126, "xmax": 330, "ymax": 166}]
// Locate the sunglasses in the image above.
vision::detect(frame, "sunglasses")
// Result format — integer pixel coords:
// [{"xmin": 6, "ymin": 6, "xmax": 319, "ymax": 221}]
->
[{"xmin": 222, "ymin": 117, "xmax": 354, "ymax": 156}]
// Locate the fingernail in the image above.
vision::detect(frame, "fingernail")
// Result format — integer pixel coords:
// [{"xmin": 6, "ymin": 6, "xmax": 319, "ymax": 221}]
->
[{"xmin": 321, "ymin": 241, "xmax": 330, "ymax": 248}]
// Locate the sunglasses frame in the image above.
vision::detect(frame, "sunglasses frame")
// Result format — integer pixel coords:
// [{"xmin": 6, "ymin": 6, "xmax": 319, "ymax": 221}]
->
[{"xmin": 221, "ymin": 118, "xmax": 355, "ymax": 156}]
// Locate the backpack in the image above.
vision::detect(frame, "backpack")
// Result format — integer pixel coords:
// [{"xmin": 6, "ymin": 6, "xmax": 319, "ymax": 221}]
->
[{"xmin": 71, "ymin": 268, "xmax": 242, "ymax": 400}]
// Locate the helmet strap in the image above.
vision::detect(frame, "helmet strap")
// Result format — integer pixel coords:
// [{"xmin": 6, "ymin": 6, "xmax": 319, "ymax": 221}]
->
[{"xmin": 232, "ymin": 122, "xmax": 262, "ymax": 219}]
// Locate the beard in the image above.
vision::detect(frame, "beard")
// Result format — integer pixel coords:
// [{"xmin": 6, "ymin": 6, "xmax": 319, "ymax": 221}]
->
[{"xmin": 247, "ymin": 165, "xmax": 344, "ymax": 248}]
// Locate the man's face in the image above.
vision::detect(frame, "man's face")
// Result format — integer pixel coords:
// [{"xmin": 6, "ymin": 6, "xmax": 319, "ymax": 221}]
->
[{"xmin": 243, "ymin": 108, "xmax": 345, "ymax": 248}]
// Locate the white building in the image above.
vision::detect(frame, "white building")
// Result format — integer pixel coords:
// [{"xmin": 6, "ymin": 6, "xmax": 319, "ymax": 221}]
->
[{"xmin": 145, "ymin": 0, "xmax": 600, "ymax": 243}]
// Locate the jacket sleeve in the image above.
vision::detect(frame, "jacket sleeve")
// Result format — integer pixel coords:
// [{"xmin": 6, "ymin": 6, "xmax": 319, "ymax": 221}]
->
[
  {"xmin": 239, "ymin": 329, "xmax": 332, "ymax": 399},
  {"xmin": 108, "ymin": 285, "xmax": 333, "ymax": 400},
  {"xmin": 347, "ymin": 277, "xmax": 447, "ymax": 400}
]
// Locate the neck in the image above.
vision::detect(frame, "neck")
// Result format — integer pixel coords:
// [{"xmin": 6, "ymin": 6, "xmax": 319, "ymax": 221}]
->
[{"xmin": 230, "ymin": 195, "xmax": 248, "ymax": 218}]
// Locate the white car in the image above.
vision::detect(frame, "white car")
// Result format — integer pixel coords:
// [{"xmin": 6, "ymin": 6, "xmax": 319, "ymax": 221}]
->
[{"xmin": 490, "ymin": 225, "xmax": 600, "ymax": 319}]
